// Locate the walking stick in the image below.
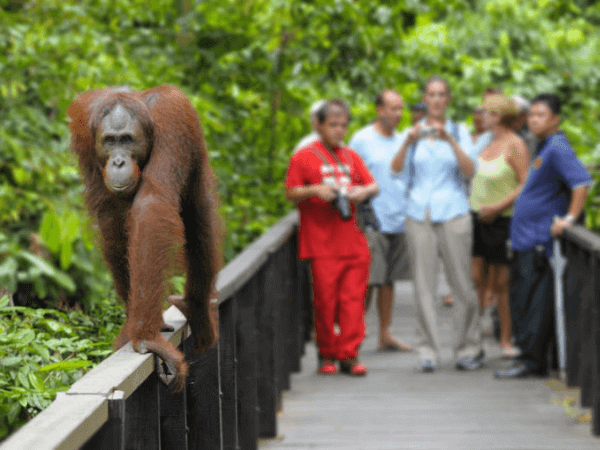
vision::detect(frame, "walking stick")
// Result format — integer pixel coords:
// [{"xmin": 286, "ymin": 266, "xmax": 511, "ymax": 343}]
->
[{"xmin": 549, "ymin": 216, "xmax": 568, "ymax": 382}]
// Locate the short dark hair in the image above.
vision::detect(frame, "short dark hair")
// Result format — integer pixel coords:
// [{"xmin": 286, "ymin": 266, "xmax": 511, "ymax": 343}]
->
[
  {"xmin": 531, "ymin": 93, "xmax": 561, "ymax": 115},
  {"xmin": 411, "ymin": 102, "xmax": 427, "ymax": 113},
  {"xmin": 424, "ymin": 76, "xmax": 451, "ymax": 95},
  {"xmin": 484, "ymin": 86, "xmax": 502, "ymax": 96},
  {"xmin": 316, "ymin": 99, "xmax": 351, "ymax": 124}
]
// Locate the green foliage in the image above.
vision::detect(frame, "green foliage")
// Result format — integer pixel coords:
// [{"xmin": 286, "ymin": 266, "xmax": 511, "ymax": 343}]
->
[
  {"xmin": 0, "ymin": 294, "xmax": 125, "ymax": 441},
  {"xmin": 179, "ymin": 0, "xmax": 600, "ymax": 244},
  {"xmin": 3, "ymin": 0, "xmax": 599, "ymax": 301},
  {"xmin": 0, "ymin": 231, "xmax": 75, "ymax": 298}
]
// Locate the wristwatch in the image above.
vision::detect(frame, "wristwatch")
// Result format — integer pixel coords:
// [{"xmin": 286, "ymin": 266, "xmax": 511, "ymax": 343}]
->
[{"xmin": 564, "ymin": 214, "xmax": 575, "ymax": 224}]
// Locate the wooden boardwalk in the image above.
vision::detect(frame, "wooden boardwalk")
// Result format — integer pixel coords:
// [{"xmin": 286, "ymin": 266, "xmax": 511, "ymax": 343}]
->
[{"xmin": 259, "ymin": 280, "xmax": 596, "ymax": 450}]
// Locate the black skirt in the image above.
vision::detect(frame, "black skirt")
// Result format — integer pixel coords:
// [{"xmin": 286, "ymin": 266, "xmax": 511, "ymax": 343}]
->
[{"xmin": 471, "ymin": 211, "xmax": 511, "ymax": 265}]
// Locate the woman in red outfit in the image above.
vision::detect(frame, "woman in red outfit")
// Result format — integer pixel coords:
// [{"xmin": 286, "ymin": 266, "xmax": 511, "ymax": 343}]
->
[{"xmin": 285, "ymin": 99, "xmax": 379, "ymax": 376}]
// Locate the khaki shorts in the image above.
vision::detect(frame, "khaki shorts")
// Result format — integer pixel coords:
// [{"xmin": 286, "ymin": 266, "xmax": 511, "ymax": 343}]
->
[{"xmin": 365, "ymin": 230, "xmax": 411, "ymax": 286}]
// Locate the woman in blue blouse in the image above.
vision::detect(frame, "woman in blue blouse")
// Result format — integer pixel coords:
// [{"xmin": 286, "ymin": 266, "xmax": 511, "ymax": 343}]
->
[{"xmin": 391, "ymin": 76, "xmax": 483, "ymax": 372}]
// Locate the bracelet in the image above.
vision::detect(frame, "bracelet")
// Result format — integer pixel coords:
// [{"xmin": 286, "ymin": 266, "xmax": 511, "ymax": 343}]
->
[{"xmin": 564, "ymin": 214, "xmax": 575, "ymax": 224}]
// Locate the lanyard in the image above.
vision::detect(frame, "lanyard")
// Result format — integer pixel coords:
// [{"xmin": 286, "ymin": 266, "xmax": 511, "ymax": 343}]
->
[{"xmin": 309, "ymin": 143, "xmax": 352, "ymax": 181}]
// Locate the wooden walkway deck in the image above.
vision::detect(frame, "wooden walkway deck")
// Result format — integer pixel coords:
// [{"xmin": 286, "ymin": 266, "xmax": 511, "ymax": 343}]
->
[{"xmin": 259, "ymin": 280, "xmax": 596, "ymax": 450}]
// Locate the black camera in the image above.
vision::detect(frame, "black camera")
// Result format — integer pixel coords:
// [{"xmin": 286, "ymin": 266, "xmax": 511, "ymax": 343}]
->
[{"xmin": 332, "ymin": 186, "xmax": 351, "ymax": 221}]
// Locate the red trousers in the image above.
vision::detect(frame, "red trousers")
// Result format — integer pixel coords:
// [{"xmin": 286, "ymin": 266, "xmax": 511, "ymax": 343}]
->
[{"xmin": 310, "ymin": 255, "xmax": 369, "ymax": 361}]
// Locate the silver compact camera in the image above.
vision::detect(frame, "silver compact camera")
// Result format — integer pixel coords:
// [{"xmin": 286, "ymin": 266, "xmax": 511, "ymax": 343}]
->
[{"xmin": 419, "ymin": 126, "xmax": 437, "ymax": 139}]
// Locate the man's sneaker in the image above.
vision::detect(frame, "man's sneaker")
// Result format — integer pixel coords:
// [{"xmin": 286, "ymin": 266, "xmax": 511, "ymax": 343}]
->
[
  {"xmin": 419, "ymin": 359, "xmax": 437, "ymax": 373},
  {"xmin": 455, "ymin": 350, "xmax": 485, "ymax": 371}
]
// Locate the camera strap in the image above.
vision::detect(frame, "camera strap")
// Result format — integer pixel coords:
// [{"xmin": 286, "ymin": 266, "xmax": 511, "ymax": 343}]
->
[{"xmin": 309, "ymin": 142, "xmax": 352, "ymax": 180}]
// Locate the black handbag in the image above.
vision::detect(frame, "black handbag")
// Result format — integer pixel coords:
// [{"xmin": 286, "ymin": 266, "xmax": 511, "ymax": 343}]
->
[{"xmin": 357, "ymin": 200, "xmax": 380, "ymax": 232}]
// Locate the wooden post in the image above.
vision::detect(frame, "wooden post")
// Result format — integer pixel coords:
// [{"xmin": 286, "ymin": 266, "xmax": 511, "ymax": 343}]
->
[
  {"xmin": 124, "ymin": 372, "xmax": 160, "ymax": 450},
  {"xmin": 160, "ymin": 328, "xmax": 189, "ymax": 450},
  {"xmin": 81, "ymin": 391, "xmax": 125, "ymax": 450},
  {"xmin": 300, "ymin": 260, "xmax": 314, "ymax": 345},
  {"xmin": 287, "ymin": 238, "xmax": 303, "ymax": 373},
  {"xmin": 276, "ymin": 249, "xmax": 291, "ymax": 393},
  {"xmin": 593, "ymin": 252, "xmax": 600, "ymax": 435},
  {"xmin": 235, "ymin": 280, "xmax": 260, "ymax": 449},
  {"xmin": 258, "ymin": 257, "xmax": 280, "ymax": 437},
  {"xmin": 186, "ymin": 342, "xmax": 221, "ymax": 450},
  {"xmin": 109, "ymin": 391, "xmax": 126, "ymax": 450},
  {"xmin": 564, "ymin": 240, "xmax": 582, "ymax": 387},
  {"xmin": 219, "ymin": 298, "xmax": 239, "ymax": 450},
  {"xmin": 580, "ymin": 250, "xmax": 595, "ymax": 407}
]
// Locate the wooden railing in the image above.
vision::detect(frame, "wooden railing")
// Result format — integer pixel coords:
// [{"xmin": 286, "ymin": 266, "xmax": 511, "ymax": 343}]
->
[
  {"xmin": 1, "ymin": 210, "xmax": 312, "ymax": 450},
  {"xmin": 4, "ymin": 214, "xmax": 600, "ymax": 448},
  {"xmin": 561, "ymin": 225, "xmax": 600, "ymax": 436}
]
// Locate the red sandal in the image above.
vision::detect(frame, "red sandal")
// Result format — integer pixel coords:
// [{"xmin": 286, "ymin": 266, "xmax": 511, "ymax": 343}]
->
[
  {"xmin": 340, "ymin": 358, "xmax": 367, "ymax": 376},
  {"xmin": 318, "ymin": 360, "xmax": 338, "ymax": 375}
]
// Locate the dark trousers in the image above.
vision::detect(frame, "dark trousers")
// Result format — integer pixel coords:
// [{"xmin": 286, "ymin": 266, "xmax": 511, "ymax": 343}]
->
[{"xmin": 510, "ymin": 249, "xmax": 555, "ymax": 373}]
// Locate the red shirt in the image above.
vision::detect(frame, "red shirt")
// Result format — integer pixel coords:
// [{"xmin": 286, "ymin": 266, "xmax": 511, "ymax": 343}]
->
[{"xmin": 285, "ymin": 141, "xmax": 375, "ymax": 260}]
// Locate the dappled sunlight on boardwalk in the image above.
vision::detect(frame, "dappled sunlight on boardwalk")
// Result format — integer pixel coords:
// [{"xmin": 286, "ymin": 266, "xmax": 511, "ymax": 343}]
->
[{"xmin": 260, "ymin": 281, "xmax": 595, "ymax": 450}]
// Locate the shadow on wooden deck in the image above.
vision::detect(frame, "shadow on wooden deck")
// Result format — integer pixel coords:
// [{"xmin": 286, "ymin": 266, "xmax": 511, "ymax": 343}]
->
[{"xmin": 259, "ymin": 280, "xmax": 595, "ymax": 450}]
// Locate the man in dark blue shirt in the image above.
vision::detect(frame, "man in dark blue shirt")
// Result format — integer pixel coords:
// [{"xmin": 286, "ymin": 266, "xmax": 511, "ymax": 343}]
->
[{"xmin": 496, "ymin": 93, "xmax": 591, "ymax": 379}]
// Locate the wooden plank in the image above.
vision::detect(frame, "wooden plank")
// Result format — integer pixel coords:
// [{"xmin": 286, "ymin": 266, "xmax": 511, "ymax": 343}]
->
[
  {"xmin": 279, "ymin": 245, "xmax": 292, "ymax": 392},
  {"xmin": 259, "ymin": 280, "xmax": 600, "ymax": 450},
  {"xmin": 270, "ymin": 245, "xmax": 289, "ymax": 396},
  {"xmin": 235, "ymin": 282, "xmax": 260, "ymax": 449},
  {"xmin": 0, "ymin": 394, "xmax": 107, "ymax": 450},
  {"xmin": 219, "ymin": 297, "xmax": 239, "ymax": 450},
  {"xmin": 69, "ymin": 306, "xmax": 186, "ymax": 397},
  {"xmin": 579, "ymin": 248, "xmax": 594, "ymax": 406},
  {"xmin": 124, "ymin": 373, "xmax": 160, "ymax": 450},
  {"xmin": 299, "ymin": 260, "xmax": 313, "ymax": 345},
  {"xmin": 160, "ymin": 327, "xmax": 188, "ymax": 450},
  {"xmin": 287, "ymin": 237, "xmax": 302, "ymax": 374},
  {"xmin": 594, "ymin": 400, "xmax": 600, "ymax": 436},
  {"xmin": 81, "ymin": 390, "xmax": 126, "ymax": 450},
  {"xmin": 186, "ymin": 341, "xmax": 221, "ymax": 450},
  {"xmin": 564, "ymin": 241, "xmax": 584, "ymax": 387},
  {"xmin": 593, "ymin": 252, "xmax": 600, "ymax": 435},
  {"xmin": 257, "ymin": 258, "xmax": 278, "ymax": 438}
]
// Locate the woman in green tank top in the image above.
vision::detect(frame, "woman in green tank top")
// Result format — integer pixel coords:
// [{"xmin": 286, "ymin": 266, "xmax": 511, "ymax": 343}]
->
[{"xmin": 470, "ymin": 95, "xmax": 530, "ymax": 357}]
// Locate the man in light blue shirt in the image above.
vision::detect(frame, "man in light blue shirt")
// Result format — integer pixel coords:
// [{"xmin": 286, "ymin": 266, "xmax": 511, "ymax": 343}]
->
[
  {"xmin": 349, "ymin": 89, "xmax": 412, "ymax": 352},
  {"xmin": 390, "ymin": 76, "xmax": 483, "ymax": 372}
]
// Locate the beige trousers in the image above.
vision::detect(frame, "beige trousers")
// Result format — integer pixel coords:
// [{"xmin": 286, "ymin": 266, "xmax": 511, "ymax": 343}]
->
[{"xmin": 405, "ymin": 212, "xmax": 482, "ymax": 362}]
